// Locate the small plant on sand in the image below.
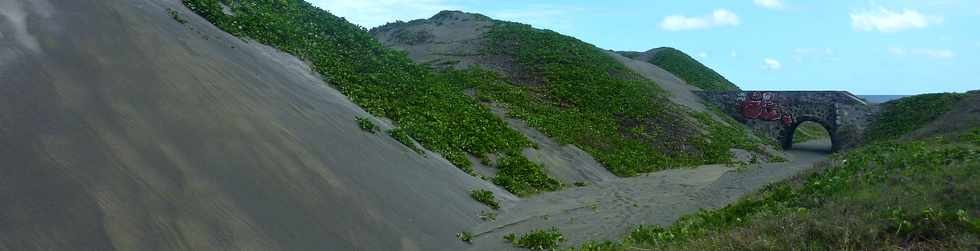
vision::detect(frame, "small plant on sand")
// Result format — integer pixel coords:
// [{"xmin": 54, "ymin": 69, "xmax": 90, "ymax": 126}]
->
[
  {"xmin": 167, "ymin": 8, "xmax": 187, "ymax": 24},
  {"xmin": 479, "ymin": 211, "xmax": 497, "ymax": 221},
  {"xmin": 355, "ymin": 117, "xmax": 378, "ymax": 133},
  {"xmin": 505, "ymin": 228, "xmax": 565, "ymax": 250},
  {"xmin": 457, "ymin": 231, "xmax": 473, "ymax": 243},
  {"xmin": 470, "ymin": 189, "xmax": 500, "ymax": 210},
  {"xmin": 503, "ymin": 233, "xmax": 517, "ymax": 243},
  {"xmin": 387, "ymin": 128, "xmax": 424, "ymax": 154}
]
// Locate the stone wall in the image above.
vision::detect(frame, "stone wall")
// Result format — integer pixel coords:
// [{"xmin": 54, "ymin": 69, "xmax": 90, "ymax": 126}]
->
[{"xmin": 697, "ymin": 91, "xmax": 877, "ymax": 152}]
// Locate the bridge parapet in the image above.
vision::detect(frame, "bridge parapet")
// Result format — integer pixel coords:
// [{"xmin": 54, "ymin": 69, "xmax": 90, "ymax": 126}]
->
[{"xmin": 696, "ymin": 91, "xmax": 877, "ymax": 152}]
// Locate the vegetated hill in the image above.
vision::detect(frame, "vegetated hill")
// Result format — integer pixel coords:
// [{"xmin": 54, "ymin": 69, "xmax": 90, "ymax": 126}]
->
[
  {"xmin": 373, "ymin": 11, "xmax": 769, "ymax": 177},
  {"xmin": 0, "ymin": 0, "xmax": 505, "ymax": 250},
  {"xmin": 908, "ymin": 90, "xmax": 980, "ymax": 139},
  {"xmin": 570, "ymin": 92, "xmax": 980, "ymax": 250},
  {"xmin": 620, "ymin": 47, "xmax": 741, "ymax": 91},
  {"xmin": 182, "ymin": 0, "xmax": 562, "ymax": 196},
  {"xmin": 866, "ymin": 92, "xmax": 975, "ymax": 142}
]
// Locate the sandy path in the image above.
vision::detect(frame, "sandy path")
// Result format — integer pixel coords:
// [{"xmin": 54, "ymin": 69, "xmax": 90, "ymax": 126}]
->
[{"xmin": 466, "ymin": 140, "xmax": 832, "ymax": 250}]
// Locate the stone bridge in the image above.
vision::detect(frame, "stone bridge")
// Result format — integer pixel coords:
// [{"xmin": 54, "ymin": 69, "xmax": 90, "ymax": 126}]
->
[{"xmin": 696, "ymin": 91, "xmax": 876, "ymax": 152}]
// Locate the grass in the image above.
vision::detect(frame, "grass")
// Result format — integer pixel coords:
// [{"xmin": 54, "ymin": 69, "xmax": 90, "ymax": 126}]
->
[
  {"xmin": 568, "ymin": 133, "xmax": 980, "ymax": 250},
  {"xmin": 505, "ymin": 228, "xmax": 566, "ymax": 250},
  {"xmin": 470, "ymin": 189, "xmax": 500, "ymax": 210},
  {"xmin": 182, "ymin": 0, "xmax": 562, "ymax": 196},
  {"xmin": 866, "ymin": 93, "xmax": 965, "ymax": 142},
  {"xmin": 355, "ymin": 117, "xmax": 378, "ymax": 133},
  {"xmin": 634, "ymin": 47, "xmax": 740, "ymax": 92}
]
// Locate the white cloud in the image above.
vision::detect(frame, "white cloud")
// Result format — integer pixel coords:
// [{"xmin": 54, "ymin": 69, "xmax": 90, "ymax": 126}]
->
[
  {"xmin": 730, "ymin": 51, "xmax": 738, "ymax": 58},
  {"xmin": 754, "ymin": 0, "xmax": 784, "ymax": 10},
  {"xmin": 888, "ymin": 47, "xmax": 955, "ymax": 60},
  {"xmin": 659, "ymin": 9, "xmax": 740, "ymax": 31},
  {"xmin": 696, "ymin": 52, "xmax": 709, "ymax": 59},
  {"xmin": 762, "ymin": 58, "xmax": 783, "ymax": 70},
  {"xmin": 850, "ymin": 7, "xmax": 940, "ymax": 33},
  {"xmin": 310, "ymin": 0, "xmax": 457, "ymax": 28}
]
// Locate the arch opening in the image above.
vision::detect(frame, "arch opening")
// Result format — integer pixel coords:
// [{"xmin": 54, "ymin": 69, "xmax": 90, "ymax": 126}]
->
[{"xmin": 784, "ymin": 120, "xmax": 834, "ymax": 153}]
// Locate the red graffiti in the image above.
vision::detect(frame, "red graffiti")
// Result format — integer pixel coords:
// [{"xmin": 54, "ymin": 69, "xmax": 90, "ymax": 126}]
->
[
  {"xmin": 782, "ymin": 114, "xmax": 794, "ymax": 126},
  {"xmin": 739, "ymin": 92, "xmax": 794, "ymax": 126}
]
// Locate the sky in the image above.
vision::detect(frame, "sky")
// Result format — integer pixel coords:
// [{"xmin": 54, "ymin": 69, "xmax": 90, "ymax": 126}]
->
[{"xmin": 307, "ymin": 0, "xmax": 980, "ymax": 95}]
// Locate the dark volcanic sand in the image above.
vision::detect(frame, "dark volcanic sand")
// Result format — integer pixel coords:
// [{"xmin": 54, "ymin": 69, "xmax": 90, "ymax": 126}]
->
[{"xmin": 0, "ymin": 1, "xmax": 500, "ymax": 250}]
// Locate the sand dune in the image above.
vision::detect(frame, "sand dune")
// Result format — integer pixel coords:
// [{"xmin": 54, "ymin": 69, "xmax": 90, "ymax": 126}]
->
[{"xmin": 0, "ymin": 1, "xmax": 497, "ymax": 250}]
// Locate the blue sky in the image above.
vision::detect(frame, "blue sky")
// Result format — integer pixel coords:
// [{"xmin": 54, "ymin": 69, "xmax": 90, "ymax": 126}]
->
[{"xmin": 308, "ymin": 0, "xmax": 979, "ymax": 95}]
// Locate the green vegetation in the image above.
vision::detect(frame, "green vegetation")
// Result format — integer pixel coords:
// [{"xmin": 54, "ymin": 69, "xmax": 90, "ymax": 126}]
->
[
  {"xmin": 492, "ymin": 154, "xmax": 562, "ymax": 196},
  {"xmin": 570, "ymin": 135, "xmax": 980, "ymax": 250},
  {"xmin": 476, "ymin": 23, "xmax": 761, "ymax": 176},
  {"xmin": 469, "ymin": 189, "xmax": 500, "ymax": 210},
  {"xmin": 793, "ymin": 121, "xmax": 830, "ymax": 143},
  {"xmin": 167, "ymin": 8, "xmax": 187, "ymax": 24},
  {"xmin": 969, "ymin": 128, "xmax": 980, "ymax": 146},
  {"xmin": 639, "ymin": 48, "xmax": 740, "ymax": 91},
  {"xmin": 691, "ymin": 111, "xmax": 770, "ymax": 163},
  {"xmin": 182, "ymin": 0, "xmax": 562, "ymax": 196},
  {"xmin": 355, "ymin": 117, "xmax": 378, "ymax": 133},
  {"xmin": 387, "ymin": 128, "xmax": 424, "ymax": 154},
  {"xmin": 457, "ymin": 231, "xmax": 473, "ymax": 243},
  {"xmin": 505, "ymin": 228, "xmax": 565, "ymax": 250},
  {"xmin": 867, "ymin": 93, "xmax": 965, "ymax": 142}
]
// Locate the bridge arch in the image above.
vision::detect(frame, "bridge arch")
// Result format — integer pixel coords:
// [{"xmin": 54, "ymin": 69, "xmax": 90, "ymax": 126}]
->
[
  {"xmin": 781, "ymin": 116, "xmax": 837, "ymax": 152},
  {"xmin": 696, "ymin": 91, "xmax": 875, "ymax": 152}
]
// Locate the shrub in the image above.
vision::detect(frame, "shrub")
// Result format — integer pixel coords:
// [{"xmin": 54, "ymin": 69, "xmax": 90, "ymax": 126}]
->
[
  {"xmin": 469, "ymin": 189, "xmax": 500, "ymax": 210},
  {"xmin": 355, "ymin": 117, "xmax": 378, "ymax": 133},
  {"xmin": 457, "ymin": 231, "xmax": 473, "ymax": 243},
  {"xmin": 506, "ymin": 228, "xmax": 565, "ymax": 250},
  {"xmin": 491, "ymin": 154, "xmax": 561, "ymax": 196}
]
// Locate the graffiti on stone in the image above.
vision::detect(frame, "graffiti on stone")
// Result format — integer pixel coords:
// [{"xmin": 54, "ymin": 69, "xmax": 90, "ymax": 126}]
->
[{"xmin": 739, "ymin": 92, "xmax": 794, "ymax": 126}]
